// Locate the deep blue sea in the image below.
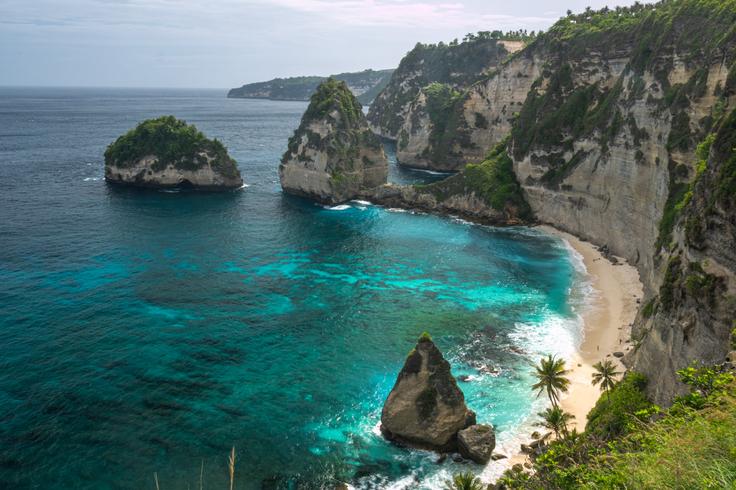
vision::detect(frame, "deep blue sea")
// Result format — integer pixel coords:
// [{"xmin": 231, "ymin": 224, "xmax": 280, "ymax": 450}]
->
[{"xmin": 0, "ymin": 88, "xmax": 589, "ymax": 489}]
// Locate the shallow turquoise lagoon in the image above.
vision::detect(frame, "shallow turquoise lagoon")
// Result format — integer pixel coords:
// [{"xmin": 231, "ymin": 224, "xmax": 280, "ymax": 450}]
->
[{"xmin": 0, "ymin": 88, "xmax": 587, "ymax": 489}]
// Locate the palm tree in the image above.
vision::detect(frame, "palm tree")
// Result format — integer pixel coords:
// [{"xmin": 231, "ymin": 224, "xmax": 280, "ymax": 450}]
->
[
  {"xmin": 535, "ymin": 406, "xmax": 575, "ymax": 439},
  {"xmin": 592, "ymin": 359, "xmax": 620, "ymax": 399},
  {"xmin": 532, "ymin": 355, "xmax": 571, "ymax": 407},
  {"xmin": 444, "ymin": 472, "xmax": 484, "ymax": 490}
]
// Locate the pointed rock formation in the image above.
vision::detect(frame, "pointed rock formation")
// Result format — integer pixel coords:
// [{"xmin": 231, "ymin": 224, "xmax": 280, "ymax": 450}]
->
[
  {"xmin": 279, "ymin": 78, "xmax": 388, "ymax": 204},
  {"xmin": 381, "ymin": 333, "xmax": 476, "ymax": 451}
]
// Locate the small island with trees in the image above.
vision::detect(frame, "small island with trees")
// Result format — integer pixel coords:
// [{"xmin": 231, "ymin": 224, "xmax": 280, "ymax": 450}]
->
[{"xmin": 104, "ymin": 116, "xmax": 243, "ymax": 190}]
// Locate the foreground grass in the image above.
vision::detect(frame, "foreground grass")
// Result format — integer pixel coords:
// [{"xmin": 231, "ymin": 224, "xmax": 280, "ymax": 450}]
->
[
  {"xmin": 496, "ymin": 369, "xmax": 736, "ymax": 489},
  {"xmin": 583, "ymin": 384, "xmax": 736, "ymax": 489}
]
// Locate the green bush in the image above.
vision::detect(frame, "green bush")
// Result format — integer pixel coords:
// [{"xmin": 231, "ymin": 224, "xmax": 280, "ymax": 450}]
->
[{"xmin": 586, "ymin": 372, "xmax": 653, "ymax": 439}]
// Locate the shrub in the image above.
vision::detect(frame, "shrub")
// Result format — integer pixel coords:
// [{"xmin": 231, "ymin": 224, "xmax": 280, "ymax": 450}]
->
[{"xmin": 586, "ymin": 372, "xmax": 653, "ymax": 439}]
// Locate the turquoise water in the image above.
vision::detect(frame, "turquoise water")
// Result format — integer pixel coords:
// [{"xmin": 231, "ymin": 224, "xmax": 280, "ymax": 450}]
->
[{"xmin": 0, "ymin": 88, "xmax": 587, "ymax": 489}]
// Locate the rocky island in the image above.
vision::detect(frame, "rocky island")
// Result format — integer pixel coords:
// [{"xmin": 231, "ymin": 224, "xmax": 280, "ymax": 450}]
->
[
  {"xmin": 381, "ymin": 333, "xmax": 495, "ymax": 462},
  {"xmin": 104, "ymin": 116, "xmax": 243, "ymax": 190},
  {"xmin": 279, "ymin": 78, "xmax": 388, "ymax": 204}
]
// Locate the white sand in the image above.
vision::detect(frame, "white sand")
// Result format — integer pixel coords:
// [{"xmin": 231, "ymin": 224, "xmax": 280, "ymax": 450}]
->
[{"xmin": 496, "ymin": 226, "xmax": 643, "ymax": 478}]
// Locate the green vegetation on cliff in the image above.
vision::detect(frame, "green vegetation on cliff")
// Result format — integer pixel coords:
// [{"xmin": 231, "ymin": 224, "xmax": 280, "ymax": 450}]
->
[
  {"xmin": 104, "ymin": 116, "xmax": 238, "ymax": 178},
  {"xmin": 511, "ymin": 0, "xmax": 736, "ymax": 188},
  {"xmin": 498, "ymin": 366, "xmax": 736, "ymax": 489},
  {"xmin": 415, "ymin": 140, "xmax": 532, "ymax": 220},
  {"xmin": 283, "ymin": 78, "xmax": 381, "ymax": 168},
  {"xmin": 368, "ymin": 34, "xmax": 519, "ymax": 137},
  {"xmin": 227, "ymin": 69, "xmax": 394, "ymax": 105}
]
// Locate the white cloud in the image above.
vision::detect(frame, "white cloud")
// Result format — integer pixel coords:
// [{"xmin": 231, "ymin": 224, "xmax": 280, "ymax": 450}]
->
[{"xmin": 258, "ymin": 0, "xmax": 554, "ymax": 28}]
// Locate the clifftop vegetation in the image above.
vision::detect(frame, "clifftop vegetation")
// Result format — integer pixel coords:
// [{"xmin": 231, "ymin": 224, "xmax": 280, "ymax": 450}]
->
[
  {"xmin": 414, "ymin": 140, "xmax": 532, "ymax": 221},
  {"xmin": 104, "ymin": 116, "xmax": 238, "ymax": 178},
  {"xmin": 367, "ymin": 34, "xmax": 518, "ymax": 137}
]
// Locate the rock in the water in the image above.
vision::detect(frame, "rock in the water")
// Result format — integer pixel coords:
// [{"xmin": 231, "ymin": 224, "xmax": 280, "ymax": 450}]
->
[
  {"xmin": 104, "ymin": 116, "xmax": 242, "ymax": 190},
  {"xmin": 457, "ymin": 424, "xmax": 496, "ymax": 464},
  {"xmin": 381, "ymin": 333, "xmax": 476, "ymax": 451},
  {"xmin": 491, "ymin": 453, "xmax": 507, "ymax": 461},
  {"xmin": 279, "ymin": 78, "xmax": 388, "ymax": 204}
]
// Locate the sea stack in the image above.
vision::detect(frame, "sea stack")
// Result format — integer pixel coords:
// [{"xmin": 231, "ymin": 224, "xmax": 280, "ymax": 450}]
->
[
  {"xmin": 104, "ymin": 116, "xmax": 243, "ymax": 190},
  {"xmin": 279, "ymin": 78, "xmax": 388, "ymax": 204},
  {"xmin": 381, "ymin": 333, "xmax": 476, "ymax": 452}
]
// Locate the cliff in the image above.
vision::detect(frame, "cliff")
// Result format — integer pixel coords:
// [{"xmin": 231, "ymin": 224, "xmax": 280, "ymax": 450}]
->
[
  {"xmin": 366, "ymin": 34, "xmax": 527, "ymax": 142},
  {"xmin": 394, "ymin": 51, "xmax": 539, "ymax": 171},
  {"xmin": 227, "ymin": 69, "xmax": 394, "ymax": 105},
  {"xmin": 377, "ymin": 0, "xmax": 736, "ymax": 406},
  {"xmin": 367, "ymin": 141, "xmax": 532, "ymax": 225},
  {"xmin": 279, "ymin": 79, "xmax": 388, "ymax": 204},
  {"xmin": 104, "ymin": 116, "xmax": 243, "ymax": 190}
]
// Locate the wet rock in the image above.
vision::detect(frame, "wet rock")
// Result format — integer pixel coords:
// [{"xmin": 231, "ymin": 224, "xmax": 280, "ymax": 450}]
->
[{"xmin": 457, "ymin": 424, "xmax": 495, "ymax": 464}]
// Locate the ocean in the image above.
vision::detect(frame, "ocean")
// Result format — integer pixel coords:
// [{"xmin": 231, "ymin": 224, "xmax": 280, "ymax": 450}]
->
[{"xmin": 0, "ymin": 87, "xmax": 590, "ymax": 489}]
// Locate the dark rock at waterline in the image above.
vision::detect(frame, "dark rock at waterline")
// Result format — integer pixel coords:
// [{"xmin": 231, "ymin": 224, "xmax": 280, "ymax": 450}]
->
[
  {"xmin": 458, "ymin": 424, "xmax": 495, "ymax": 464},
  {"xmin": 381, "ymin": 333, "xmax": 476, "ymax": 452},
  {"xmin": 491, "ymin": 453, "xmax": 507, "ymax": 461}
]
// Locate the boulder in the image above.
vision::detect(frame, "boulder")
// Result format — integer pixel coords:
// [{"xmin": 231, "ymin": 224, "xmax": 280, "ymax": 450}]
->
[
  {"xmin": 279, "ymin": 78, "xmax": 388, "ymax": 204},
  {"xmin": 381, "ymin": 333, "xmax": 476, "ymax": 451},
  {"xmin": 104, "ymin": 116, "xmax": 242, "ymax": 190},
  {"xmin": 457, "ymin": 424, "xmax": 496, "ymax": 464}
]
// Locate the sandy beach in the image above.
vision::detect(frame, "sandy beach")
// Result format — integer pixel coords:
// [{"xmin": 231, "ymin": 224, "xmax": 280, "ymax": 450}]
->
[
  {"xmin": 540, "ymin": 226, "xmax": 644, "ymax": 431},
  {"xmin": 489, "ymin": 226, "xmax": 643, "ymax": 481}
]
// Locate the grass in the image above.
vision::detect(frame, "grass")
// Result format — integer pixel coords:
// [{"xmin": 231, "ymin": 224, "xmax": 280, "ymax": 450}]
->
[
  {"xmin": 498, "ymin": 368, "xmax": 736, "ymax": 489},
  {"xmin": 583, "ymin": 382, "xmax": 736, "ymax": 489}
]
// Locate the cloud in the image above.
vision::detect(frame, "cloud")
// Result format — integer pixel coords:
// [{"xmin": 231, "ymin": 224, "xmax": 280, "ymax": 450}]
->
[{"xmin": 259, "ymin": 0, "xmax": 554, "ymax": 28}]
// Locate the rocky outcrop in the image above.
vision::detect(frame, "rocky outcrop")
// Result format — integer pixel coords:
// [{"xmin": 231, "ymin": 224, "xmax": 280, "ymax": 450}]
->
[
  {"xmin": 458, "ymin": 424, "xmax": 496, "ymax": 464},
  {"xmin": 395, "ymin": 50, "xmax": 540, "ymax": 171},
  {"xmin": 279, "ymin": 79, "xmax": 388, "ymax": 204},
  {"xmin": 381, "ymin": 333, "xmax": 476, "ymax": 451},
  {"xmin": 104, "ymin": 116, "xmax": 242, "ymax": 190},
  {"xmin": 367, "ymin": 36, "xmax": 523, "ymax": 141},
  {"xmin": 366, "ymin": 141, "xmax": 532, "ymax": 225}
]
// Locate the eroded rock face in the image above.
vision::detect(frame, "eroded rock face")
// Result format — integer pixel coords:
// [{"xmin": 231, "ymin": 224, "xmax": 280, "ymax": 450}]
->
[
  {"xmin": 104, "ymin": 116, "xmax": 243, "ymax": 190},
  {"xmin": 381, "ymin": 335, "xmax": 476, "ymax": 451},
  {"xmin": 279, "ymin": 79, "xmax": 388, "ymax": 204},
  {"xmin": 395, "ymin": 52, "xmax": 539, "ymax": 171},
  {"xmin": 458, "ymin": 424, "xmax": 496, "ymax": 464}
]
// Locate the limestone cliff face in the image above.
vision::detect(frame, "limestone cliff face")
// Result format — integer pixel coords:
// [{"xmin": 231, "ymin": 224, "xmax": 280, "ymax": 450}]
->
[
  {"xmin": 381, "ymin": 334, "xmax": 476, "ymax": 451},
  {"xmin": 367, "ymin": 38, "xmax": 519, "ymax": 141},
  {"xmin": 279, "ymin": 79, "xmax": 388, "ymax": 204},
  {"xmin": 396, "ymin": 50, "xmax": 540, "ymax": 171},
  {"xmin": 628, "ymin": 107, "xmax": 736, "ymax": 403},
  {"xmin": 377, "ymin": 2, "xmax": 736, "ymax": 406},
  {"xmin": 105, "ymin": 154, "xmax": 242, "ymax": 190},
  {"xmin": 104, "ymin": 116, "xmax": 242, "ymax": 190},
  {"xmin": 505, "ymin": 6, "xmax": 736, "ymax": 404}
]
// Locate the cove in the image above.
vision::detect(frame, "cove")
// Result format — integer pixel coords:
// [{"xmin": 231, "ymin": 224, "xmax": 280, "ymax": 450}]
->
[{"xmin": 0, "ymin": 88, "xmax": 588, "ymax": 489}]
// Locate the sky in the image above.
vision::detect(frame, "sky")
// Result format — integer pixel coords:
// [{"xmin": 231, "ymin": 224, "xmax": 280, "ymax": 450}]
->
[{"xmin": 0, "ymin": 0, "xmax": 652, "ymax": 89}]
